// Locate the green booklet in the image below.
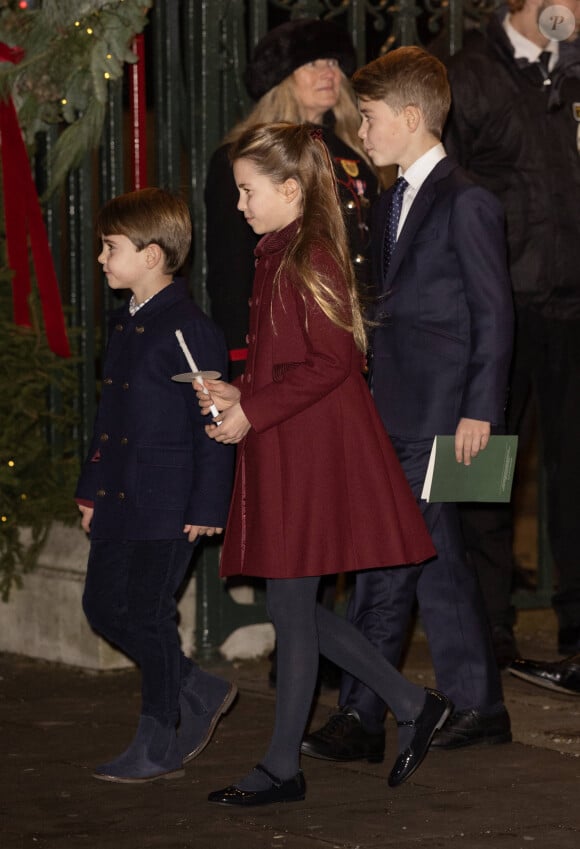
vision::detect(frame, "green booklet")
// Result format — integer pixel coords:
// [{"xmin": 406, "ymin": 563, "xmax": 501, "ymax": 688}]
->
[{"xmin": 421, "ymin": 435, "xmax": 519, "ymax": 503}]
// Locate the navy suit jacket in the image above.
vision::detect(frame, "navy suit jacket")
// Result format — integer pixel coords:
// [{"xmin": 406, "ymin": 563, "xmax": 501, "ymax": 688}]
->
[
  {"xmin": 75, "ymin": 279, "xmax": 234, "ymax": 540},
  {"xmin": 370, "ymin": 156, "xmax": 514, "ymax": 441}
]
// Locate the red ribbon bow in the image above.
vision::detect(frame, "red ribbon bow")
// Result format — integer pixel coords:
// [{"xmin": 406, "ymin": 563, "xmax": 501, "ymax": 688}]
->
[{"xmin": 0, "ymin": 42, "xmax": 71, "ymax": 357}]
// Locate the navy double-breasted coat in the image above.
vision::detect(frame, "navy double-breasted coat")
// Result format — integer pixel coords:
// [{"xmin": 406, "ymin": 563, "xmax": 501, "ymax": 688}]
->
[{"xmin": 75, "ymin": 279, "xmax": 234, "ymax": 540}]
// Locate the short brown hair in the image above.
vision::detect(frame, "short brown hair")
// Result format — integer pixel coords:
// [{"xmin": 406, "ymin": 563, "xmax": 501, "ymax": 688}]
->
[
  {"xmin": 352, "ymin": 47, "xmax": 451, "ymax": 138},
  {"xmin": 507, "ymin": 0, "xmax": 526, "ymax": 12},
  {"xmin": 96, "ymin": 188, "xmax": 192, "ymax": 274}
]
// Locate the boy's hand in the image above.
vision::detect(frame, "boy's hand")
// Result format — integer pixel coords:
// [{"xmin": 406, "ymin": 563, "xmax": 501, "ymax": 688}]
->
[
  {"xmin": 455, "ymin": 418, "xmax": 491, "ymax": 466},
  {"xmin": 205, "ymin": 402, "xmax": 250, "ymax": 444},
  {"xmin": 78, "ymin": 504, "xmax": 94, "ymax": 534},
  {"xmin": 183, "ymin": 524, "xmax": 223, "ymax": 543}
]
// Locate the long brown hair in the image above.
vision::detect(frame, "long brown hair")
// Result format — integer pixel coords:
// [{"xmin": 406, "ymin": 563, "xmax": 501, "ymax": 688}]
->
[{"xmin": 229, "ymin": 122, "xmax": 367, "ymax": 352}]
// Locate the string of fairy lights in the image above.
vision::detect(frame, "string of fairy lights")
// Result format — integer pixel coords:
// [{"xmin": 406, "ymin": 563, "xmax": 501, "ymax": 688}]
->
[{"xmin": 1, "ymin": 460, "xmax": 22, "ymax": 526}]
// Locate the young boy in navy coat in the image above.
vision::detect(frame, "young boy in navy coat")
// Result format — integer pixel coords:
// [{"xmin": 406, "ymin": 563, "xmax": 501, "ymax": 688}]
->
[
  {"xmin": 302, "ymin": 47, "xmax": 515, "ymax": 760},
  {"xmin": 75, "ymin": 188, "xmax": 235, "ymax": 782}
]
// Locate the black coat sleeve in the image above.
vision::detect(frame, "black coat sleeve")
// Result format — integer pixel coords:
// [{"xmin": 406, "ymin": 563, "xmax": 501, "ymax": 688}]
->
[{"xmin": 204, "ymin": 144, "xmax": 258, "ymax": 380}]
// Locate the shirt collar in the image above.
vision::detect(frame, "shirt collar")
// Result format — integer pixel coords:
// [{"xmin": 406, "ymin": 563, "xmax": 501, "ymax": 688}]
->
[
  {"xmin": 128, "ymin": 291, "xmax": 157, "ymax": 316},
  {"xmin": 504, "ymin": 14, "xmax": 559, "ymax": 65},
  {"xmin": 399, "ymin": 142, "xmax": 447, "ymax": 193}
]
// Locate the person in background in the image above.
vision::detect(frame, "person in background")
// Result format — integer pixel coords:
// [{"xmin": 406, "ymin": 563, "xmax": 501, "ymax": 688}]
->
[
  {"xmin": 199, "ymin": 122, "xmax": 450, "ymax": 806},
  {"xmin": 444, "ymin": 0, "xmax": 580, "ymax": 666},
  {"xmin": 302, "ymin": 47, "xmax": 514, "ymax": 763},
  {"xmin": 205, "ymin": 17, "xmax": 379, "ymax": 381},
  {"xmin": 76, "ymin": 188, "xmax": 235, "ymax": 783}
]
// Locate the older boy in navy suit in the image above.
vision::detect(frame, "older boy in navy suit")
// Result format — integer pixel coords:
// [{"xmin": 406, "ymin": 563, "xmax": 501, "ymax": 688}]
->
[
  {"xmin": 302, "ymin": 47, "xmax": 514, "ymax": 760},
  {"xmin": 76, "ymin": 188, "xmax": 235, "ymax": 782}
]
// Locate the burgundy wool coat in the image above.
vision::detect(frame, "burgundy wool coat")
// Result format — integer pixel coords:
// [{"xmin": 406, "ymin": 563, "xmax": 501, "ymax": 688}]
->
[{"xmin": 219, "ymin": 220, "xmax": 435, "ymax": 579}]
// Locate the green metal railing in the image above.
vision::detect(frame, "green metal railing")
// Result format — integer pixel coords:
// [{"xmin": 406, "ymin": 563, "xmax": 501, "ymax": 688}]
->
[{"xmin": 38, "ymin": 0, "xmax": 549, "ymax": 657}]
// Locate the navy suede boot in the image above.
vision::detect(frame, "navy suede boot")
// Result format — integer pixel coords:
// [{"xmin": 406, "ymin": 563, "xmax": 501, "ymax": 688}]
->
[
  {"xmin": 93, "ymin": 715, "xmax": 184, "ymax": 783},
  {"xmin": 178, "ymin": 667, "xmax": 238, "ymax": 764}
]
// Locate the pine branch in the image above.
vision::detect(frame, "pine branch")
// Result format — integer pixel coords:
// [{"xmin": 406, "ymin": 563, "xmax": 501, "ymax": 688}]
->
[{"xmin": 0, "ymin": 0, "xmax": 152, "ymax": 196}]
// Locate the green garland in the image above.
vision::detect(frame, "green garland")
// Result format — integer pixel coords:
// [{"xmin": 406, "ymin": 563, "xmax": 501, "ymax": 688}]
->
[{"xmin": 0, "ymin": 0, "xmax": 153, "ymax": 196}]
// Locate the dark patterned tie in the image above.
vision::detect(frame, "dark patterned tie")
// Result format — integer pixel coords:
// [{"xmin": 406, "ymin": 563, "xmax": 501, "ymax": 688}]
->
[
  {"xmin": 383, "ymin": 176, "xmax": 408, "ymax": 278},
  {"xmin": 538, "ymin": 50, "xmax": 552, "ymax": 85}
]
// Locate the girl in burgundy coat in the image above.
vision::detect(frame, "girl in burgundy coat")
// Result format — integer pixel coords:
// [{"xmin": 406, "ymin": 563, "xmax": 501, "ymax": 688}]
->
[{"xmin": 198, "ymin": 123, "xmax": 451, "ymax": 806}]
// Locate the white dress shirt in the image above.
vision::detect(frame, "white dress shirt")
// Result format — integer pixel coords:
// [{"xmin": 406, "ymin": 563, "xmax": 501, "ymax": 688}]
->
[
  {"xmin": 504, "ymin": 14, "xmax": 558, "ymax": 69},
  {"xmin": 396, "ymin": 142, "xmax": 447, "ymax": 239}
]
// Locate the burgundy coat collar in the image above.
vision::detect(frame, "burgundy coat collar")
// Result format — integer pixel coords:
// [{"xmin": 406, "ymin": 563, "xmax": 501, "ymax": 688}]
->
[{"xmin": 255, "ymin": 218, "xmax": 301, "ymax": 258}]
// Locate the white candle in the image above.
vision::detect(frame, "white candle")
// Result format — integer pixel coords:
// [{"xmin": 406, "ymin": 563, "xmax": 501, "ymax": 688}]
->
[{"xmin": 175, "ymin": 329, "xmax": 221, "ymax": 420}]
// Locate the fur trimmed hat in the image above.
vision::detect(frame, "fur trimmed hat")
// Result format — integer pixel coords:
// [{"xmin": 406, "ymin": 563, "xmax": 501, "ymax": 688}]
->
[{"xmin": 244, "ymin": 18, "xmax": 357, "ymax": 101}]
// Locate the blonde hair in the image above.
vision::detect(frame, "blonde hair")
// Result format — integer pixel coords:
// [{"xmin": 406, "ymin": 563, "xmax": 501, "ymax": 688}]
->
[
  {"xmin": 225, "ymin": 73, "xmax": 371, "ymax": 167},
  {"xmin": 229, "ymin": 123, "xmax": 367, "ymax": 352},
  {"xmin": 353, "ymin": 47, "xmax": 451, "ymax": 139},
  {"xmin": 96, "ymin": 188, "xmax": 191, "ymax": 274}
]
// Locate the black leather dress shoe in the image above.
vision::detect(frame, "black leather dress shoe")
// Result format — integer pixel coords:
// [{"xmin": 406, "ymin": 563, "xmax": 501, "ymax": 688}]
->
[
  {"xmin": 388, "ymin": 689, "xmax": 452, "ymax": 788},
  {"xmin": 558, "ymin": 627, "xmax": 580, "ymax": 656},
  {"xmin": 509, "ymin": 654, "xmax": 580, "ymax": 695},
  {"xmin": 207, "ymin": 764, "xmax": 305, "ymax": 807},
  {"xmin": 430, "ymin": 707, "xmax": 512, "ymax": 749},
  {"xmin": 301, "ymin": 707, "xmax": 385, "ymax": 763}
]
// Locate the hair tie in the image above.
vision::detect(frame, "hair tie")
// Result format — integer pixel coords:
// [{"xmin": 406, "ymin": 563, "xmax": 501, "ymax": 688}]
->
[{"xmin": 309, "ymin": 127, "xmax": 323, "ymax": 141}]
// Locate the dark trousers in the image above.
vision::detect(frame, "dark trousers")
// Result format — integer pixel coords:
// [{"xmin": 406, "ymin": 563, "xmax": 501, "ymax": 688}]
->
[
  {"xmin": 83, "ymin": 538, "xmax": 195, "ymax": 725},
  {"xmin": 340, "ymin": 438, "xmax": 503, "ymax": 724},
  {"xmin": 460, "ymin": 502, "xmax": 515, "ymax": 631},
  {"xmin": 461, "ymin": 307, "xmax": 580, "ymax": 631}
]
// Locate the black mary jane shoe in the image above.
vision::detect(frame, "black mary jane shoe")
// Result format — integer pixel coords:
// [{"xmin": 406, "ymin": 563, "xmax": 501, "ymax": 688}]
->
[
  {"xmin": 208, "ymin": 763, "xmax": 306, "ymax": 807},
  {"xmin": 388, "ymin": 689, "xmax": 452, "ymax": 788}
]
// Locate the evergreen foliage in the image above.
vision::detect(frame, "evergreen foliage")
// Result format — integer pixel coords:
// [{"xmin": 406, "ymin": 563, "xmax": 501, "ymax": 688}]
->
[
  {"xmin": 0, "ymin": 0, "xmax": 152, "ymax": 196},
  {"xmin": 0, "ymin": 0, "xmax": 154, "ymax": 598},
  {"xmin": 0, "ymin": 273, "xmax": 80, "ymax": 601}
]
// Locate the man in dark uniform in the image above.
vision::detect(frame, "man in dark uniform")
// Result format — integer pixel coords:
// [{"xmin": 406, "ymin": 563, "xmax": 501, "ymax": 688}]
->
[{"xmin": 445, "ymin": 0, "xmax": 580, "ymax": 666}]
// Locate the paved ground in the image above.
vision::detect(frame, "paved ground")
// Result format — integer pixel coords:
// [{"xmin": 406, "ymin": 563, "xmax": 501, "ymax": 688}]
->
[{"xmin": 2, "ymin": 608, "xmax": 580, "ymax": 849}]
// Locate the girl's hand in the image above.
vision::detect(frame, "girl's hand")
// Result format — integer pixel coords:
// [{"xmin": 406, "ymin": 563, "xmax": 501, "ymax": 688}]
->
[
  {"xmin": 205, "ymin": 402, "xmax": 251, "ymax": 444},
  {"xmin": 183, "ymin": 524, "xmax": 223, "ymax": 543},
  {"xmin": 195, "ymin": 379, "xmax": 241, "ymax": 415}
]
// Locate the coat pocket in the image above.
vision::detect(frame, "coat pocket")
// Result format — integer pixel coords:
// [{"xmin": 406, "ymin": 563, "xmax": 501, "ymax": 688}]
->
[
  {"xmin": 136, "ymin": 446, "xmax": 193, "ymax": 510},
  {"xmin": 272, "ymin": 361, "xmax": 304, "ymax": 383}
]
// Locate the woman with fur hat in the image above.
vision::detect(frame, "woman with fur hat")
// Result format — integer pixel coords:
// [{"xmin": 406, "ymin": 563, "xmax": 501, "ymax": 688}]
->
[{"xmin": 205, "ymin": 18, "xmax": 378, "ymax": 381}]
